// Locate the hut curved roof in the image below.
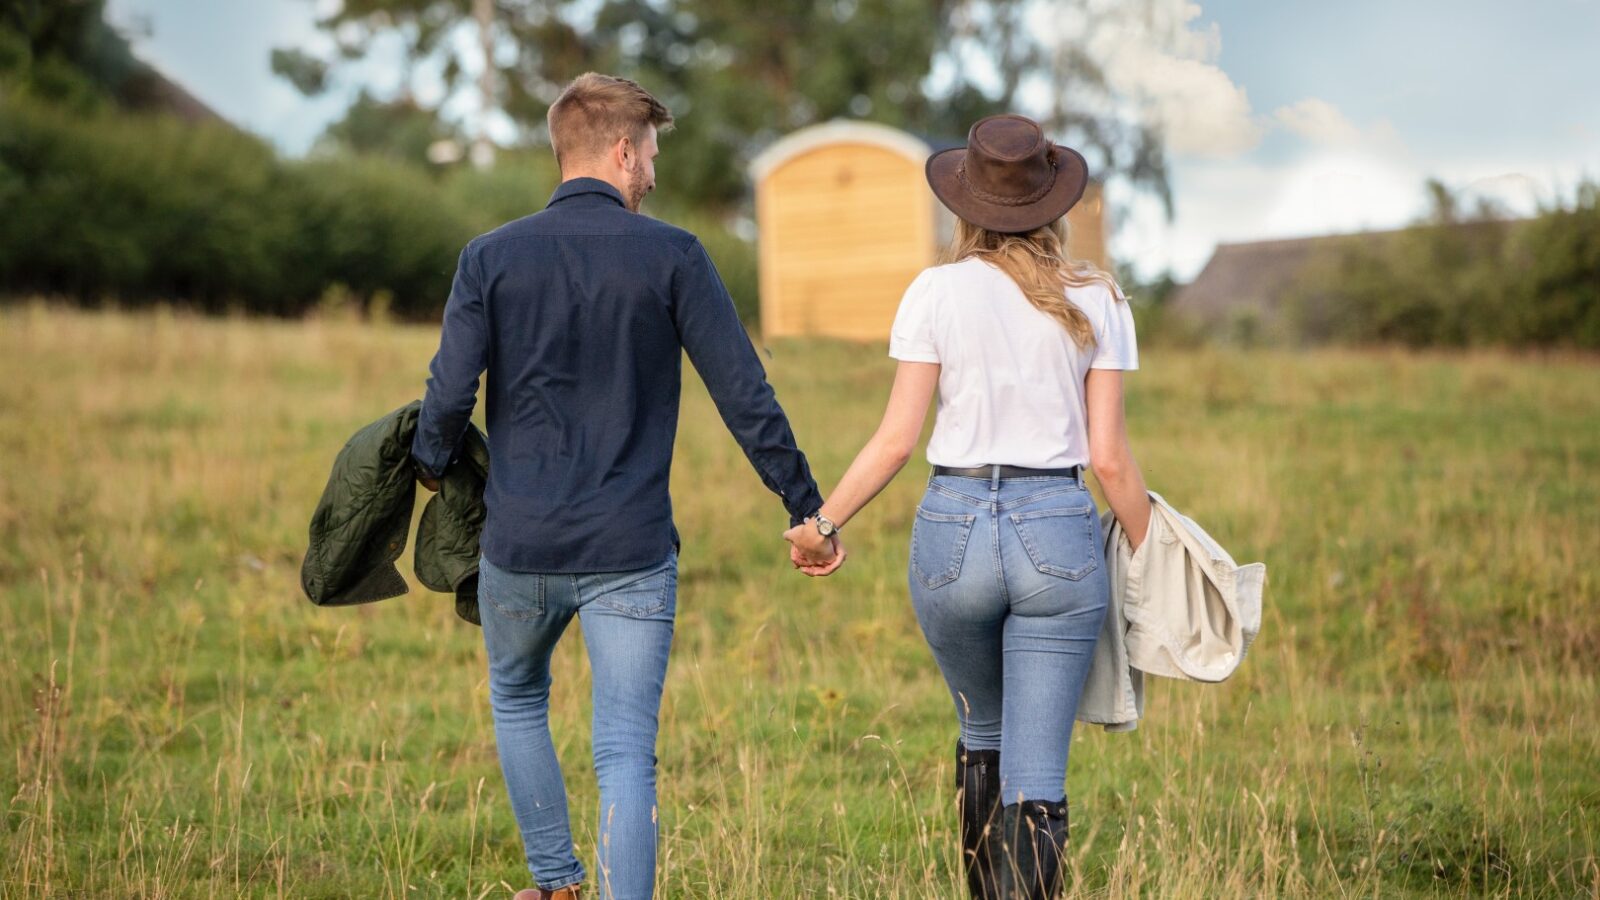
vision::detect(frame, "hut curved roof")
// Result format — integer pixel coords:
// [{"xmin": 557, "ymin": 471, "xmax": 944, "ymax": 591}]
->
[{"xmin": 748, "ymin": 120, "xmax": 933, "ymax": 182}]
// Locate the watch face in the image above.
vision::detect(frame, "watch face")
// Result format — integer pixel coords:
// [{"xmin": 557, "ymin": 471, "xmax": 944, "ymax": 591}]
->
[{"xmin": 817, "ymin": 519, "xmax": 836, "ymax": 537}]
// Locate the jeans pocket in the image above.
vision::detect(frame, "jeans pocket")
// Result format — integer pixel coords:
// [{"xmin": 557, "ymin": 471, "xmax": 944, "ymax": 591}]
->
[
  {"xmin": 912, "ymin": 507, "xmax": 977, "ymax": 590},
  {"xmin": 594, "ymin": 562, "xmax": 673, "ymax": 619},
  {"xmin": 1009, "ymin": 505, "xmax": 1098, "ymax": 580},
  {"xmin": 481, "ymin": 562, "xmax": 546, "ymax": 620}
]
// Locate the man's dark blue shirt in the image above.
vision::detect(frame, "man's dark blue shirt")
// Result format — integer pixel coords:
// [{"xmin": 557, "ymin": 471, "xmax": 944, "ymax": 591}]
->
[{"xmin": 412, "ymin": 177, "xmax": 823, "ymax": 573}]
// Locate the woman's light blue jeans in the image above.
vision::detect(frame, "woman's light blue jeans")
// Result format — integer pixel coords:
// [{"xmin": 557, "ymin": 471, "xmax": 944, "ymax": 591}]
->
[
  {"xmin": 477, "ymin": 550, "xmax": 677, "ymax": 899},
  {"xmin": 909, "ymin": 472, "xmax": 1109, "ymax": 803}
]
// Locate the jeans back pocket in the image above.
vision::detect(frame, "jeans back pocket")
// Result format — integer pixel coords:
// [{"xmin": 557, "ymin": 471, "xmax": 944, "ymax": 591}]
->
[
  {"xmin": 912, "ymin": 507, "xmax": 977, "ymax": 590},
  {"xmin": 480, "ymin": 560, "xmax": 546, "ymax": 620},
  {"xmin": 1009, "ymin": 505, "xmax": 1098, "ymax": 580},
  {"xmin": 592, "ymin": 558, "xmax": 675, "ymax": 619}
]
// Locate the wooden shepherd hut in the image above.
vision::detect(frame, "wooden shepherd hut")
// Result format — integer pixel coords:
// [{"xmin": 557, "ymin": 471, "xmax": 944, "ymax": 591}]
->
[{"xmin": 750, "ymin": 120, "xmax": 1107, "ymax": 342}]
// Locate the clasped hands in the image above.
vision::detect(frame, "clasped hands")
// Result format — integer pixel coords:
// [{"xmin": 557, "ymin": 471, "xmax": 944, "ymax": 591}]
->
[
  {"xmin": 782, "ymin": 517, "xmax": 847, "ymax": 577},
  {"xmin": 417, "ymin": 461, "xmax": 844, "ymax": 576}
]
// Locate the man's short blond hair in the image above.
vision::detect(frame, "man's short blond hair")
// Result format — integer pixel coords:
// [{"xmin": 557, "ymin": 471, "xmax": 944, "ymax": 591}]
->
[{"xmin": 547, "ymin": 73, "xmax": 674, "ymax": 169}]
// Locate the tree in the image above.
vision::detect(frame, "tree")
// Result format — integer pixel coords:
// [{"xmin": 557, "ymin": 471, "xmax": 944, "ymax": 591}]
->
[
  {"xmin": 271, "ymin": 0, "xmax": 591, "ymax": 158},
  {"xmin": 581, "ymin": 0, "xmax": 990, "ymax": 203},
  {"xmin": 0, "ymin": 0, "xmax": 140, "ymax": 108},
  {"xmin": 274, "ymin": 0, "xmax": 1170, "ymax": 211},
  {"xmin": 314, "ymin": 88, "xmax": 465, "ymax": 164}
]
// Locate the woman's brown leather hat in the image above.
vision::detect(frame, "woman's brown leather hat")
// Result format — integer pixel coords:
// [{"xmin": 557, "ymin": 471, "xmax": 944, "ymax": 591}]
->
[{"xmin": 925, "ymin": 114, "xmax": 1089, "ymax": 234}]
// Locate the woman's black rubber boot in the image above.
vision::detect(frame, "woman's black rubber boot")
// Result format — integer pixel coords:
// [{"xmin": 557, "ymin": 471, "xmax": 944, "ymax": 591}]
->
[
  {"xmin": 995, "ymin": 798, "xmax": 1069, "ymax": 899},
  {"xmin": 956, "ymin": 741, "xmax": 1002, "ymax": 899}
]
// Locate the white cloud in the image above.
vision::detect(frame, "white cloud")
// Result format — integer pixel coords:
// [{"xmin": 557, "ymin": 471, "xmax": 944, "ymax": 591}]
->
[
  {"xmin": 1273, "ymin": 98, "xmax": 1361, "ymax": 145},
  {"xmin": 1258, "ymin": 153, "xmax": 1424, "ymax": 236},
  {"xmin": 1033, "ymin": 2, "xmax": 1417, "ymax": 163},
  {"xmin": 1114, "ymin": 151, "xmax": 1598, "ymax": 281},
  {"xmin": 1037, "ymin": 1, "xmax": 1437, "ymax": 277},
  {"xmin": 1061, "ymin": 0, "xmax": 1265, "ymax": 158},
  {"xmin": 1105, "ymin": 47, "xmax": 1264, "ymax": 156},
  {"xmin": 1273, "ymin": 98, "xmax": 1405, "ymax": 154},
  {"xmin": 1112, "ymin": 150, "xmax": 1427, "ymax": 280},
  {"xmin": 1458, "ymin": 172, "xmax": 1550, "ymax": 216}
]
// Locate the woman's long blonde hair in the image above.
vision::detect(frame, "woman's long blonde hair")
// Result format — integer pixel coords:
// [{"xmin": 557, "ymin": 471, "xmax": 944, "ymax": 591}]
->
[{"xmin": 941, "ymin": 216, "xmax": 1124, "ymax": 349}]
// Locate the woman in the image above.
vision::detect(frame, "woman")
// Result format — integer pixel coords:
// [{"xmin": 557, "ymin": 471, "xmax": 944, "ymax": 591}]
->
[{"xmin": 785, "ymin": 114, "xmax": 1153, "ymax": 899}]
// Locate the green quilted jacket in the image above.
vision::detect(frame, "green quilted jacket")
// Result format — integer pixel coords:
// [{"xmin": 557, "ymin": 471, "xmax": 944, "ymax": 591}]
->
[{"xmin": 301, "ymin": 400, "xmax": 487, "ymax": 625}]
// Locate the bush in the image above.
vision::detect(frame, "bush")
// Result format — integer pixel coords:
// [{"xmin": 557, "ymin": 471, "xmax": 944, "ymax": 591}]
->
[
  {"xmin": 1281, "ymin": 184, "xmax": 1600, "ymax": 350},
  {"xmin": 659, "ymin": 206, "xmax": 759, "ymax": 323},
  {"xmin": 442, "ymin": 151, "xmax": 560, "ymax": 230},
  {"xmin": 0, "ymin": 95, "xmax": 309, "ymax": 311},
  {"xmin": 1503, "ymin": 182, "xmax": 1600, "ymax": 347},
  {"xmin": 289, "ymin": 155, "xmax": 479, "ymax": 317},
  {"xmin": 0, "ymin": 95, "xmax": 490, "ymax": 316},
  {"xmin": 0, "ymin": 95, "xmax": 765, "ymax": 323}
]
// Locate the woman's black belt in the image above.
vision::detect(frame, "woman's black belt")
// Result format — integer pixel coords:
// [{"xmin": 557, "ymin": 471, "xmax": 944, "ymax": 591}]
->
[{"xmin": 932, "ymin": 464, "xmax": 1082, "ymax": 479}]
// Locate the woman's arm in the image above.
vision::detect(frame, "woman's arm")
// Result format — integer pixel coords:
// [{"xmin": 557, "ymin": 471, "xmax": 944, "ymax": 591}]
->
[
  {"xmin": 1085, "ymin": 368, "xmax": 1152, "ymax": 549},
  {"xmin": 784, "ymin": 361, "xmax": 940, "ymax": 568}
]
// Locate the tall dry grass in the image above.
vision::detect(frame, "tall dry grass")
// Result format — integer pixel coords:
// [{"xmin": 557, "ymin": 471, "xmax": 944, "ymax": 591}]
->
[{"xmin": 0, "ymin": 302, "xmax": 1596, "ymax": 897}]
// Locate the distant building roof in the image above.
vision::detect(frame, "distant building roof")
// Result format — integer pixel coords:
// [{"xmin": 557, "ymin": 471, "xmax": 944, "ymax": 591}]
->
[
  {"xmin": 1172, "ymin": 232, "xmax": 1378, "ymax": 326},
  {"xmin": 116, "ymin": 61, "xmax": 227, "ymax": 125},
  {"xmin": 1179, "ymin": 221, "xmax": 1528, "ymax": 327},
  {"xmin": 1173, "ymin": 220, "xmax": 1522, "ymax": 340}
]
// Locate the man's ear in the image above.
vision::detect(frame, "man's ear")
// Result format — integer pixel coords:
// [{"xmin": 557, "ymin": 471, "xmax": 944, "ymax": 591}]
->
[{"xmin": 614, "ymin": 135, "xmax": 633, "ymax": 170}]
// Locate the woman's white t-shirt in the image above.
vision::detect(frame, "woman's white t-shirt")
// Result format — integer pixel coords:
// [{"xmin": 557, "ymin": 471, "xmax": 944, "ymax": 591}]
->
[{"xmin": 888, "ymin": 257, "xmax": 1138, "ymax": 469}]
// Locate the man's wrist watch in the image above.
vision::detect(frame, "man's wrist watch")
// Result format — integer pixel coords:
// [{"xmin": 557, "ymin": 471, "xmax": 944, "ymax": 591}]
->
[{"xmin": 814, "ymin": 513, "xmax": 840, "ymax": 538}]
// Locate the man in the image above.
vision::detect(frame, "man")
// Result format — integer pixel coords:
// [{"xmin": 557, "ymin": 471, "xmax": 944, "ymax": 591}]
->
[{"xmin": 411, "ymin": 73, "xmax": 843, "ymax": 900}]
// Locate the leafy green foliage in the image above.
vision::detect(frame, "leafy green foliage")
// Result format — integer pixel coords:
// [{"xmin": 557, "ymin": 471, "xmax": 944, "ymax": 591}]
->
[
  {"xmin": 585, "ymin": 0, "xmax": 976, "ymax": 204},
  {"xmin": 0, "ymin": 97, "xmax": 310, "ymax": 311},
  {"xmin": 1282, "ymin": 181, "xmax": 1600, "ymax": 349},
  {"xmin": 0, "ymin": 0, "xmax": 153, "ymax": 117},
  {"xmin": 439, "ymin": 149, "xmax": 560, "ymax": 226},
  {"xmin": 313, "ymin": 89, "xmax": 467, "ymax": 166},
  {"xmin": 269, "ymin": 47, "xmax": 330, "ymax": 96},
  {"xmin": 0, "ymin": 95, "xmax": 761, "ymax": 319},
  {"xmin": 0, "ymin": 95, "xmax": 468, "ymax": 313},
  {"xmin": 1504, "ymin": 181, "xmax": 1600, "ymax": 347},
  {"xmin": 288, "ymin": 155, "xmax": 481, "ymax": 317},
  {"xmin": 275, "ymin": 0, "xmax": 1170, "ymax": 210}
]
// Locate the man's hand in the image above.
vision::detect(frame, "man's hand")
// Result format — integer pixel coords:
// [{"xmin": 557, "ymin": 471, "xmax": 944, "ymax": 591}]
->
[
  {"xmin": 413, "ymin": 460, "xmax": 441, "ymax": 493},
  {"xmin": 783, "ymin": 519, "xmax": 846, "ymax": 577},
  {"xmin": 789, "ymin": 537, "xmax": 846, "ymax": 576}
]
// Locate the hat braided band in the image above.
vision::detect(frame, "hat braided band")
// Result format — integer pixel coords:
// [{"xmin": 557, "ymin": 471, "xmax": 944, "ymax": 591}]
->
[{"xmin": 955, "ymin": 151, "xmax": 1059, "ymax": 206}]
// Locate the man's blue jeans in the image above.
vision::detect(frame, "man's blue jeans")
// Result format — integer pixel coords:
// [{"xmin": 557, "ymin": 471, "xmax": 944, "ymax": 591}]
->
[
  {"xmin": 478, "ymin": 550, "xmax": 677, "ymax": 899},
  {"xmin": 908, "ymin": 473, "xmax": 1109, "ymax": 803}
]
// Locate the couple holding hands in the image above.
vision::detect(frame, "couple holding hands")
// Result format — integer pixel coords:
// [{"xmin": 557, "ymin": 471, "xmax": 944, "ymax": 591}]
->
[{"xmin": 412, "ymin": 72, "xmax": 1150, "ymax": 900}]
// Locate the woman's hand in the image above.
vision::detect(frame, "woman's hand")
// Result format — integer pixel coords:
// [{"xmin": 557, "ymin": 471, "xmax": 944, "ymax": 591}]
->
[{"xmin": 784, "ymin": 520, "xmax": 846, "ymax": 576}]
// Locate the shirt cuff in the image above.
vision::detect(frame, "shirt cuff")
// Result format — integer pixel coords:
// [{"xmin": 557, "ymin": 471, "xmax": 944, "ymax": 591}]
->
[
  {"xmin": 787, "ymin": 497, "xmax": 824, "ymax": 528},
  {"xmin": 411, "ymin": 449, "xmax": 448, "ymax": 480}
]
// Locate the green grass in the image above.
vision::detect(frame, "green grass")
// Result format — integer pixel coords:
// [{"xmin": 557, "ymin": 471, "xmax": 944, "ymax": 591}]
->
[{"xmin": 1, "ymin": 302, "xmax": 1597, "ymax": 897}]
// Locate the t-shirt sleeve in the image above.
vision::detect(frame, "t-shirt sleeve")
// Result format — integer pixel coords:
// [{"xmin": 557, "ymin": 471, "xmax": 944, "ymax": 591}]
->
[
  {"xmin": 1090, "ymin": 285, "xmax": 1139, "ymax": 371},
  {"xmin": 888, "ymin": 269, "xmax": 940, "ymax": 363}
]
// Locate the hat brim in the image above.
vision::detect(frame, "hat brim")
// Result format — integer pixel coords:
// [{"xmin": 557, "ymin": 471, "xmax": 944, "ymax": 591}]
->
[{"xmin": 925, "ymin": 144, "xmax": 1089, "ymax": 234}]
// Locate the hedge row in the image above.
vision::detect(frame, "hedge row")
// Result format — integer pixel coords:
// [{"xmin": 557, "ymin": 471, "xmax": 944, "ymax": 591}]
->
[
  {"xmin": 1, "ymin": 96, "xmax": 761, "ymax": 321},
  {"xmin": 1281, "ymin": 188, "xmax": 1600, "ymax": 349}
]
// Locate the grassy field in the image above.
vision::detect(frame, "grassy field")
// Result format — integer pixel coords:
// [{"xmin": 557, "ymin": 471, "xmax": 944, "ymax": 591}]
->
[{"xmin": 1, "ymin": 303, "xmax": 1597, "ymax": 898}]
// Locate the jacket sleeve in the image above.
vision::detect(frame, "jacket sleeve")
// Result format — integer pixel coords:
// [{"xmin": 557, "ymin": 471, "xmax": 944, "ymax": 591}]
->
[
  {"xmin": 412, "ymin": 243, "xmax": 488, "ymax": 478},
  {"xmin": 671, "ymin": 237, "xmax": 823, "ymax": 526}
]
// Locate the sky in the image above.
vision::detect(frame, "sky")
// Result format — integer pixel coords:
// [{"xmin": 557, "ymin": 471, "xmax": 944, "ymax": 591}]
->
[{"xmin": 105, "ymin": 0, "xmax": 1600, "ymax": 281}]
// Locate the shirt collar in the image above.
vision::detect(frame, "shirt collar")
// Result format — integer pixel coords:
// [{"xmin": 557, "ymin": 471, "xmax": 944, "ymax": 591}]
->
[{"xmin": 547, "ymin": 177, "xmax": 627, "ymax": 209}]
